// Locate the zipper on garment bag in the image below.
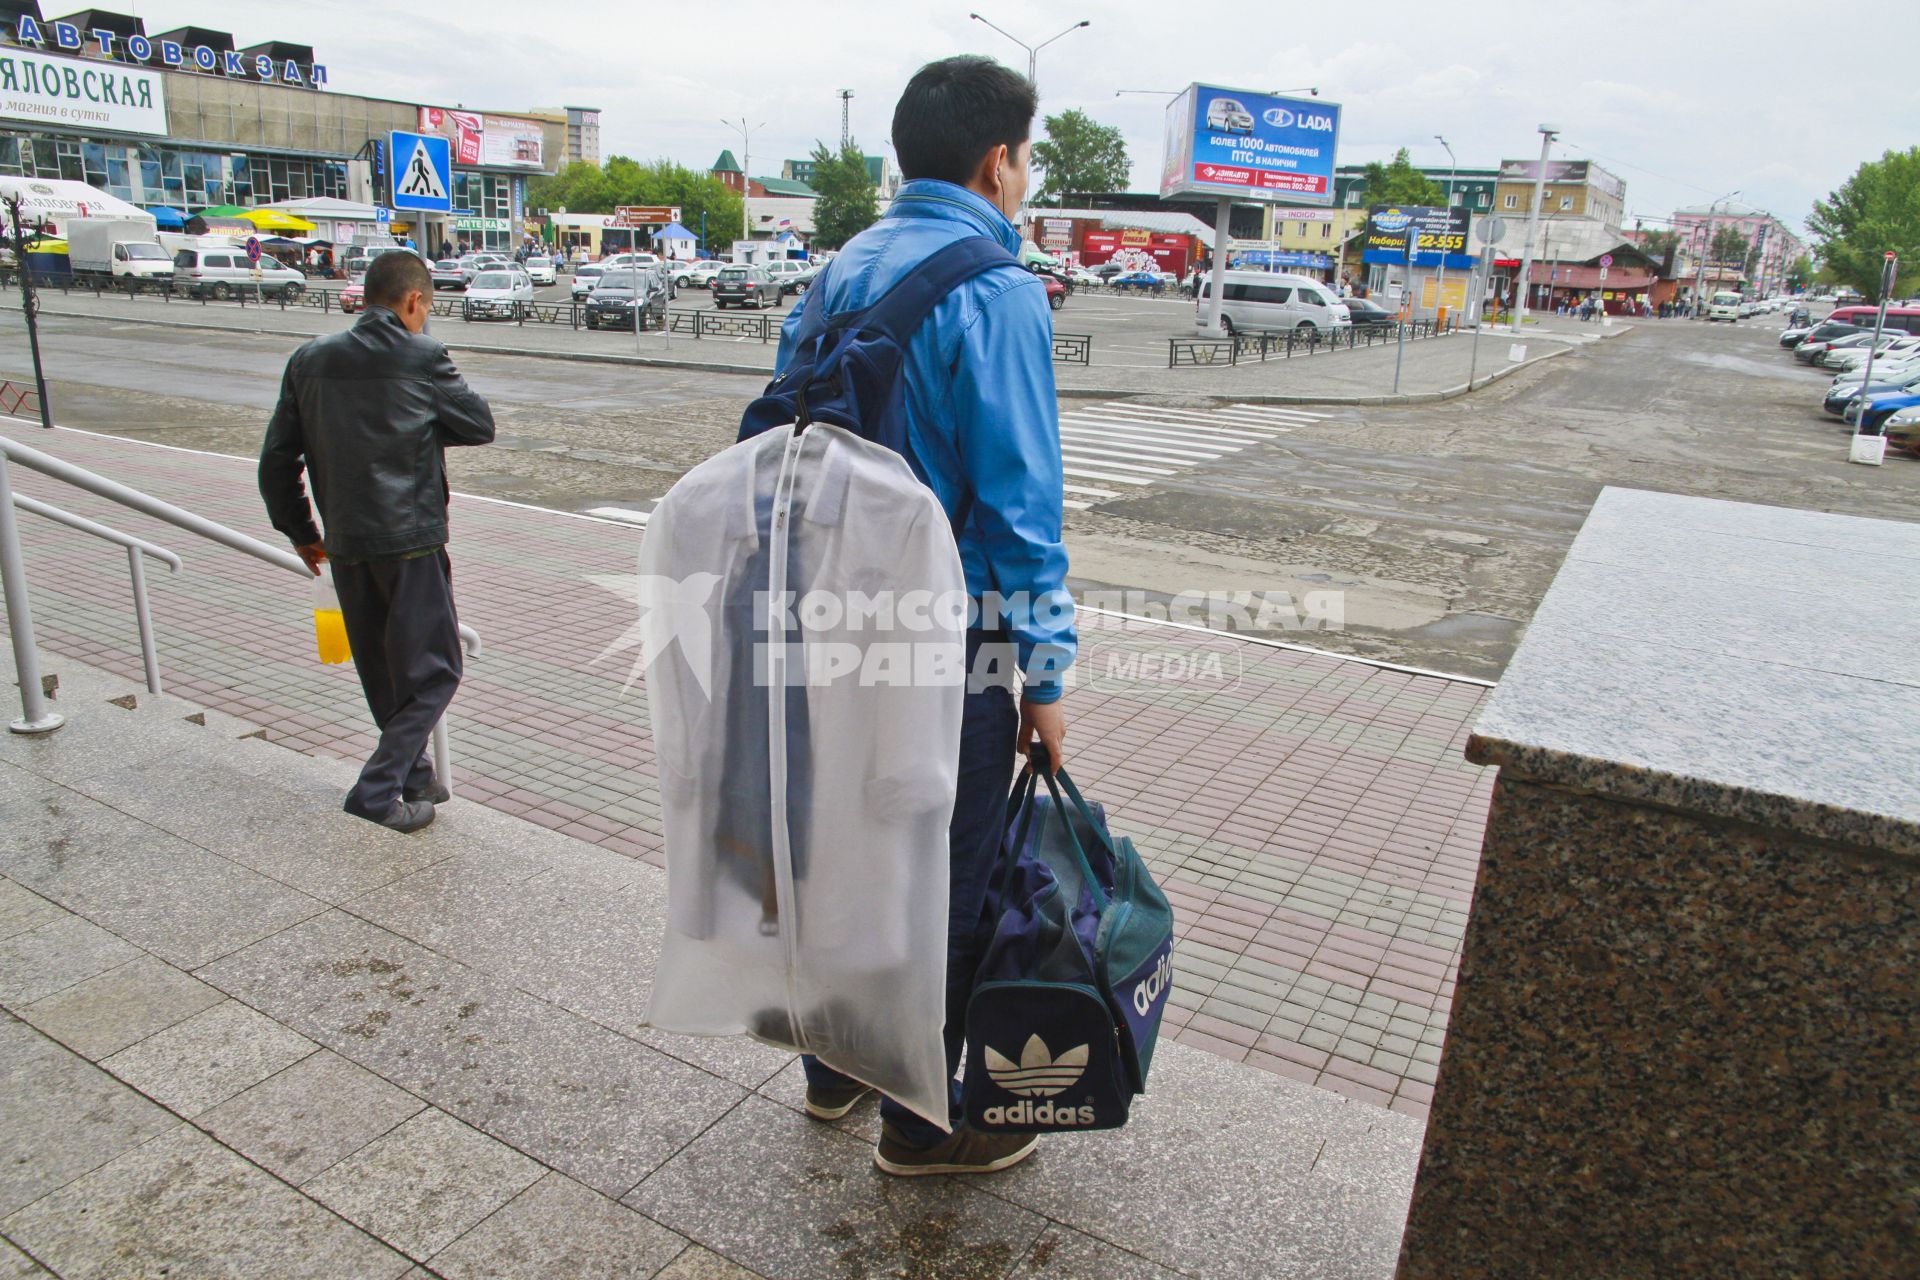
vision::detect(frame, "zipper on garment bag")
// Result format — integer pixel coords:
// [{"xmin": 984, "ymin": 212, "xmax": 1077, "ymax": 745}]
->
[{"xmin": 765, "ymin": 426, "xmax": 807, "ymax": 1045}]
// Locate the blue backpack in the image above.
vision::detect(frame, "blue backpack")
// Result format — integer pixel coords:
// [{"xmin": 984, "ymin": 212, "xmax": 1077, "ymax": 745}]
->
[{"xmin": 738, "ymin": 237, "xmax": 1020, "ymax": 468}]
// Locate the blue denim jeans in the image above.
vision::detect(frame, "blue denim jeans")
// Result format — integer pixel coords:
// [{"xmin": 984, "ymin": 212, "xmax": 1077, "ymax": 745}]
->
[{"xmin": 803, "ymin": 629, "xmax": 1019, "ymax": 1148}]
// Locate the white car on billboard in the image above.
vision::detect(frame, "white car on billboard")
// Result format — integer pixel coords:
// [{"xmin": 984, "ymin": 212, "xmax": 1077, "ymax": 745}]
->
[{"xmin": 1206, "ymin": 97, "xmax": 1255, "ymax": 134}]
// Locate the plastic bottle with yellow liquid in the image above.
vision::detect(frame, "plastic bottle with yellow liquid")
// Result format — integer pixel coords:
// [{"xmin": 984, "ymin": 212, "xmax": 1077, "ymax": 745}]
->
[{"xmin": 312, "ymin": 567, "xmax": 352, "ymax": 665}]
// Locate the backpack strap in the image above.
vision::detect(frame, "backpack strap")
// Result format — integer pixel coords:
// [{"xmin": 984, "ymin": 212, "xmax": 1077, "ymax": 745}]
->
[{"xmin": 794, "ymin": 235, "xmax": 1019, "ymax": 346}]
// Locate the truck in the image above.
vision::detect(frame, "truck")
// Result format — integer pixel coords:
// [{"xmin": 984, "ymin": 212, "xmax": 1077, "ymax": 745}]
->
[{"xmin": 65, "ymin": 217, "xmax": 172, "ymax": 285}]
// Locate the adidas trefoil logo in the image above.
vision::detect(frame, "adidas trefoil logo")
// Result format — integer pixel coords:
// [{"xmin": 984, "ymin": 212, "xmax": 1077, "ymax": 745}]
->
[{"xmin": 984, "ymin": 1034, "xmax": 1088, "ymax": 1098}]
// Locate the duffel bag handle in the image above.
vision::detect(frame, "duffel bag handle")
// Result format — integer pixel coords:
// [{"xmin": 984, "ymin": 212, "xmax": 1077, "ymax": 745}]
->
[{"xmin": 1025, "ymin": 748, "xmax": 1109, "ymax": 913}]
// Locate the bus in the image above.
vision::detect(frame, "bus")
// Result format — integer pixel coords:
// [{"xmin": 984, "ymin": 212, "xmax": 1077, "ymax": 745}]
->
[
  {"xmin": 1826, "ymin": 305, "xmax": 1920, "ymax": 336},
  {"xmin": 1707, "ymin": 291, "xmax": 1743, "ymax": 322}
]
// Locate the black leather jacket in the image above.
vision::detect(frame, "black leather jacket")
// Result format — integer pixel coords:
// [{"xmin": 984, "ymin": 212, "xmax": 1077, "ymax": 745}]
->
[{"xmin": 259, "ymin": 305, "xmax": 495, "ymax": 560}]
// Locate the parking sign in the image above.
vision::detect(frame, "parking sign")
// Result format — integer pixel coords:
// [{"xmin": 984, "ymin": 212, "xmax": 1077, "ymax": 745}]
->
[{"xmin": 244, "ymin": 236, "xmax": 261, "ymax": 263}]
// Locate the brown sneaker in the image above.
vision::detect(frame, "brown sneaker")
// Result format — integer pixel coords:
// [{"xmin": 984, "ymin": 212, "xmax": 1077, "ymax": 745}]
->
[
  {"xmin": 804, "ymin": 1080, "xmax": 873, "ymax": 1121},
  {"xmin": 873, "ymin": 1121, "xmax": 1038, "ymax": 1177}
]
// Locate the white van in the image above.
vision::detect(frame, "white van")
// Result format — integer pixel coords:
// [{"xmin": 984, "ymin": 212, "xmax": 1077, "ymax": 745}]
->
[
  {"xmin": 1195, "ymin": 271, "xmax": 1352, "ymax": 335},
  {"xmin": 1708, "ymin": 291, "xmax": 1743, "ymax": 322}
]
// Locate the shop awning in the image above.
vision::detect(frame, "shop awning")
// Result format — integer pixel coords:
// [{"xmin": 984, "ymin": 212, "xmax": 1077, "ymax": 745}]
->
[
  {"xmin": 650, "ymin": 221, "xmax": 697, "ymax": 242},
  {"xmin": 240, "ymin": 209, "xmax": 317, "ymax": 233},
  {"xmin": 145, "ymin": 206, "xmax": 187, "ymax": 229}
]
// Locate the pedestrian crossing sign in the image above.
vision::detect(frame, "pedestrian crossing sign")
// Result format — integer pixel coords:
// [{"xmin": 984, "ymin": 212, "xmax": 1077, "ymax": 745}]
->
[{"xmin": 389, "ymin": 130, "xmax": 451, "ymax": 213}]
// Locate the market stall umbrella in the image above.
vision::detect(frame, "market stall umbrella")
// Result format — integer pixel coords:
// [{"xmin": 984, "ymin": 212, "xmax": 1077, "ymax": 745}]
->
[
  {"xmin": 145, "ymin": 206, "xmax": 187, "ymax": 229},
  {"xmin": 240, "ymin": 209, "xmax": 316, "ymax": 233},
  {"xmin": 197, "ymin": 204, "xmax": 249, "ymax": 218},
  {"xmin": 651, "ymin": 221, "xmax": 698, "ymax": 243}
]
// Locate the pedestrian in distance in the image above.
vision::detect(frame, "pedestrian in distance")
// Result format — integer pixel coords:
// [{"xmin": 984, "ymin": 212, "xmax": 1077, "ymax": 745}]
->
[
  {"xmin": 782, "ymin": 53, "xmax": 1075, "ymax": 1179},
  {"xmin": 258, "ymin": 252, "xmax": 496, "ymax": 833}
]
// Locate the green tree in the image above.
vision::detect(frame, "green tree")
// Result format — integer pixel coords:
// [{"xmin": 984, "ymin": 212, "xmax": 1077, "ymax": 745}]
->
[
  {"xmin": 808, "ymin": 140, "xmax": 879, "ymax": 250},
  {"xmin": 1638, "ymin": 228, "xmax": 1680, "ymax": 261},
  {"xmin": 1030, "ymin": 109, "xmax": 1130, "ymax": 204},
  {"xmin": 1787, "ymin": 253, "xmax": 1815, "ymax": 290},
  {"xmin": 1709, "ymin": 225, "xmax": 1750, "ymax": 267},
  {"xmin": 1807, "ymin": 147, "xmax": 1920, "ymax": 302},
  {"xmin": 529, "ymin": 157, "xmax": 741, "ymax": 252},
  {"xmin": 1359, "ymin": 149, "xmax": 1446, "ymax": 206}
]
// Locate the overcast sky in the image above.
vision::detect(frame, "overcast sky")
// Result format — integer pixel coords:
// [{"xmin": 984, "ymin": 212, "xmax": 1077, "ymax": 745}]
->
[{"xmin": 123, "ymin": 0, "xmax": 1919, "ymax": 235}]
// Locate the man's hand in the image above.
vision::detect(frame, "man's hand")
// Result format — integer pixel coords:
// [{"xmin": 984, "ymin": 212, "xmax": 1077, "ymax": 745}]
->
[
  {"xmin": 294, "ymin": 541, "xmax": 326, "ymax": 576},
  {"xmin": 1018, "ymin": 695, "xmax": 1067, "ymax": 775}
]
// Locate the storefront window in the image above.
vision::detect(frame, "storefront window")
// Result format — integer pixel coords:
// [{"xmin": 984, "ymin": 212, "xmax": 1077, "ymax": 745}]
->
[{"xmin": 0, "ymin": 137, "xmax": 20, "ymax": 176}]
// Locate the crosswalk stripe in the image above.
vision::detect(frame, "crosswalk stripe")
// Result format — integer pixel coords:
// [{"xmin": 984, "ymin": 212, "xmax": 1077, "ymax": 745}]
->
[
  {"xmin": 1056, "ymin": 428, "xmax": 1227, "ymax": 461},
  {"xmin": 1064, "ymin": 498, "xmax": 1091, "ymax": 510},
  {"xmin": 1204, "ymin": 408, "xmax": 1320, "ymax": 427},
  {"xmin": 1086, "ymin": 404, "xmax": 1288, "ymax": 434},
  {"xmin": 1065, "ymin": 413, "xmax": 1272, "ymax": 444},
  {"xmin": 1222, "ymin": 403, "xmax": 1328, "ymax": 420},
  {"xmin": 1060, "ymin": 423, "xmax": 1251, "ymax": 452},
  {"xmin": 1057, "ymin": 449, "xmax": 1175, "ymax": 475},
  {"xmin": 583, "ymin": 506, "xmax": 650, "ymax": 525},
  {"xmin": 1063, "ymin": 483, "xmax": 1120, "ymax": 499},
  {"xmin": 1063, "ymin": 466, "xmax": 1152, "ymax": 485}
]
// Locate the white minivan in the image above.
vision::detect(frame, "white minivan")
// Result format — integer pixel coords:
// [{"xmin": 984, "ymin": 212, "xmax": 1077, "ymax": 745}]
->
[
  {"xmin": 1195, "ymin": 271, "xmax": 1352, "ymax": 335},
  {"xmin": 1707, "ymin": 291, "xmax": 1743, "ymax": 322}
]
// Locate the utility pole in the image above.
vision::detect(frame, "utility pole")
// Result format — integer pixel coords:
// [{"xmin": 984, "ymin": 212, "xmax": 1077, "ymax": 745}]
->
[
  {"xmin": 838, "ymin": 91, "xmax": 853, "ymax": 150},
  {"xmin": 1434, "ymin": 135, "xmax": 1457, "ymax": 310},
  {"xmin": 1515, "ymin": 123, "xmax": 1557, "ymax": 325},
  {"xmin": 1690, "ymin": 189, "xmax": 1739, "ymax": 319}
]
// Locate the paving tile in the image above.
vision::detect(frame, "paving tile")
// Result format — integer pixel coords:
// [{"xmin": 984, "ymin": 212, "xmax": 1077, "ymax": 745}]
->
[
  {"xmin": 198, "ymin": 910, "xmax": 744, "ymax": 1196},
  {"xmin": 0, "ymin": 1013, "xmax": 177, "ymax": 1217},
  {"xmin": 0, "ymin": 783, "xmax": 322, "ymax": 970},
  {"xmin": 305, "ymin": 1108, "xmax": 545, "ymax": 1262},
  {"xmin": 0, "ymin": 875, "xmax": 62, "ymax": 942},
  {"xmin": 652, "ymin": 1245, "xmax": 770, "ymax": 1279},
  {"xmin": 428, "ymin": 1170, "xmax": 687, "ymax": 1279},
  {"xmin": 977, "ymin": 1044, "xmax": 1401, "ymax": 1279},
  {"xmin": 0, "ymin": 913, "xmax": 142, "ymax": 1006},
  {"xmin": 627, "ymin": 1095, "xmax": 1046, "ymax": 1280},
  {"xmin": 2, "ymin": 1122, "xmax": 411, "ymax": 1279},
  {"xmin": 0, "ymin": 1235, "xmax": 55, "ymax": 1277},
  {"xmin": 197, "ymin": 1048, "xmax": 426, "ymax": 1185},
  {"xmin": 101, "ymin": 998, "xmax": 317, "ymax": 1117},
  {"xmin": 19, "ymin": 953, "xmax": 226, "ymax": 1060},
  {"xmin": 1006, "ymin": 1224, "xmax": 1187, "ymax": 1279}
]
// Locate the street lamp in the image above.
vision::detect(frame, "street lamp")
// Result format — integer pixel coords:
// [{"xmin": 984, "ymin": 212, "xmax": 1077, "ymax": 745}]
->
[
  {"xmin": 1690, "ymin": 188, "xmax": 1740, "ymax": 319},
  {"xmin": 1433, "ymin": 135, "xmax": 1458, "ymax": 304},
  {"xmin": 720, "ymin": 117, "xmax": 766, "ymax": 245},
  {"xmin": 969, "ymin": 13, "xmax": 1089, "ymax": 87},
  {"xmin": 1514, "ymin": 123, "xmax": 1558, "ymax": 325}
]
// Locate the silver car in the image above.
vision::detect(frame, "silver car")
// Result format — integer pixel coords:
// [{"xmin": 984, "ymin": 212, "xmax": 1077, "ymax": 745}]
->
[{"xmin": 462, "ymin": 268, "xmax": 534, "ymax": 320}]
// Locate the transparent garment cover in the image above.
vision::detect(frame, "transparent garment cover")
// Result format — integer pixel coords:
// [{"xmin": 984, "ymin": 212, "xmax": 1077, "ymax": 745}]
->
[{"xmin": 639, "ymin": 422, "xmax": 966, "ymax": 1129}]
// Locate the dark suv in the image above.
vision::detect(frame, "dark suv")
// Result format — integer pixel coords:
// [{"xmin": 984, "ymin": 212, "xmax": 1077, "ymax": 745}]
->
[
  {"xmin": 584, "ymin": 271, "xmax": 652, "ymax": 331},
  {"xmin": 713, "ymin": 266, "xmax": 780, "ymax": 309}
]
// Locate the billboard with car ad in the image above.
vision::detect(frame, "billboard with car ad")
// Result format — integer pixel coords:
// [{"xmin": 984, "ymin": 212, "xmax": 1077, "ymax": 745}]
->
[
  {"xmin": 1160, "ymin": 83, "xmax": 1341, "ymax": 205},
  {"xmin": 417, "ymin": 107, "xmax": 545, "ymax": 169}
]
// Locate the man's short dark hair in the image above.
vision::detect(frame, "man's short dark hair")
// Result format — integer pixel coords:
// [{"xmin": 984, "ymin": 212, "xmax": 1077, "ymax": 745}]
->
[
  {"xmin": 365, "ymin": 251, "xmax": 431, "ymax": 308},
  {"xmin": 892, "ymin": 56, "xmax": 1038, "ymax": 185}
]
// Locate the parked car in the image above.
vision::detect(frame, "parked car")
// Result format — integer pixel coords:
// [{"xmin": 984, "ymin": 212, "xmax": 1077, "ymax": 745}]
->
[
  {"xmin": 583, "ymin": 270, "xmax": 652, "ymax": 330},
  {"xmin": 1881, "ymin": 405, "xmax": 1920, "ymax": 456},
  {"xmin": 1195, "ymin": 271, "xmax": 1352, "ymax": 335},
  {"xmin": 430, "ymin": 259, "xmax": 466, "ymax": 291},
  {"xmin": 761, "ymin": 260, "xmax": 811, "ymax": 294},
  {"xmin": 171, "ymin": 246, "xmax": 305, "ymax": 300},
  {"xmin": 1110, "ymin": 270, "xmax": 1165, "ymax": 291},
  {"xmin": 1035, "ymin": 270, "xmax": 1066, "ymax": 310},
  {"xmin": 1854, "ymin": 390, "xmax": 1920, "ymax": 434},
  {"xmin": 524, "ymin": 255, "xmax": 557, "ymax": 286},
  {"xmin": 712, "ymin": 265, "xmax": 781, "ymax": 309},
  {"xmin": 1343, "ymin": 297, "xmax": 1398, "ymax": 331},
  {"xmin": 1824, "ymin": 370, "xmax": 1920, "ymax": 418},
  {"xmin": 570, "ymin": 263, "xmax": 607, "ymax": 300},
  {"xmin": 1066, "ymin": 266, "xmax": 1102, "ymax": 288},
  {"xmin": 1817, "ymin": 333, "xmax": 1905, "ymax": 369},
  {"xmin": 459, "ymin": 254, "xmax": 509, "ymax": 285},
  {"xmin": 1799, "ymin": 331, "xmax": 1879, "ymax": 365},
  {"xmin": 462, "ymin": 268, "xmax": 534, "ymax": 321},
  {"xmin": 1092, "ymin": 261, "xmax": 1128, "ymax": 281},
  {"xmin": 338, "ymin": 281, "xmax": 364, "ymax": 313},
  {"xmin": 1779, "ymin": 324, "xmax": 1817, "ymax": 348},
  {"xmin": 674, "ymin": 259, "xmax": 723, "ymax": 288}
]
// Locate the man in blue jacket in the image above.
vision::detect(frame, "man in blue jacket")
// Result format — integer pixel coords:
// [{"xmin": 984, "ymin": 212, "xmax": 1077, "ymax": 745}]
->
[{"xmin": 785, "ymin": 55, "xmax": 1076, "ymax": 1176}]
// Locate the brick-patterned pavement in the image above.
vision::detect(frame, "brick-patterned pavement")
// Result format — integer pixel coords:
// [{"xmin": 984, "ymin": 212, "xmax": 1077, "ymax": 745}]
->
[{"xmin": 2, "ymin": 419, "xmax": 1495, "ymax": 1117}]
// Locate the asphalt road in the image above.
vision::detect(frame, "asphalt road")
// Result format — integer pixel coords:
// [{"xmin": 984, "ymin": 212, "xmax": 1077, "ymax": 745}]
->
[{"xmin": 2, "ymin": 309, "xmax": 1911, "ymax": 680}]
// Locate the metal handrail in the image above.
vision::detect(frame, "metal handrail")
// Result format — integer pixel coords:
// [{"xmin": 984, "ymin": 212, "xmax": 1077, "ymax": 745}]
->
[
  {"xmin": 0, "ymin": 425, "xmax": 477, "ymax": 794},
  {"xmin": 12, "ymin": 492, "xmax": 181, "ymax": 696}
]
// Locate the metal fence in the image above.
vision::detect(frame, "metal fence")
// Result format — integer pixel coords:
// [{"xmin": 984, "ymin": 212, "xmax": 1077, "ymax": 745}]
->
[
  {"xmin": 1167, "ymin": 317, "xmax": 1458, "ymax": 368},
  {"xmin": 1052, "ymin": 333, "xmax": 1092, "ymax": 366}
]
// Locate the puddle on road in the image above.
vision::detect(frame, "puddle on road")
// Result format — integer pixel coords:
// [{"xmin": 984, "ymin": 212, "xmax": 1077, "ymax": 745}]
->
[{"xmin": 1675, "ymin": 351, "xmax": 1808, "ymax": 381}]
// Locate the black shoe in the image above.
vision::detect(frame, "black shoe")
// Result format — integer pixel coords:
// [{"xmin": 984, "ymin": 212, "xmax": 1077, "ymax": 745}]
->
[
  {"xmin": 804, "ymin": 1080, "xmax": 874, "ymax": 1121},
  {"xmin": 404, "ymin": 778, "xmax": 451, "ymax": 804},
  {"xmin": 352, "ymin": 799, "xmax": 436, "ymax": 833}
]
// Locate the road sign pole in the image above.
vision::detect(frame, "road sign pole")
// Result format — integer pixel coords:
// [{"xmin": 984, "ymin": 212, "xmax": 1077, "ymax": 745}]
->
[{"xmin": 1850, "ymin": 252, "xmax": 1898, "ymax": 458}]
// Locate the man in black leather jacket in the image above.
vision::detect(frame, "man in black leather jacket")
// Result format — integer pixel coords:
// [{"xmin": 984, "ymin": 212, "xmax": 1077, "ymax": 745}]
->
[{"xmin": 259, "ymin": 252, "xmax": 495, "ymax": 831}]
